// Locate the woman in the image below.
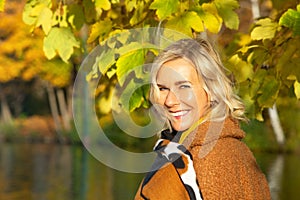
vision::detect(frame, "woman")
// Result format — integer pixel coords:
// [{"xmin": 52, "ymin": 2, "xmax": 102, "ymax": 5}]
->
[{"xmin": 134, "ymin": 38, "xmax": 271, "ymax": 199}]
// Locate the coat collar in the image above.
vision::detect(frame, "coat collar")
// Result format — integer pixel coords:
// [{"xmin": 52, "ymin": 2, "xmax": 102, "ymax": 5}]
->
[{"xmin": 181, "ymin": 117, "xmax": 245, "ymax": 149}]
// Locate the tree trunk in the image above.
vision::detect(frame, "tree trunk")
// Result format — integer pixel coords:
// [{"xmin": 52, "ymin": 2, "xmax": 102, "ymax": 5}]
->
[
  {"xmin": 56, "ymin": 88, "xmax": 71, "ymax": 131},
  {"xmin": 268, "ymin": 104, "xmax": 285, "ymax": 147},
  {"xmin": 0, "ymin": 85, "xmax": 13, "ymax": 124},
  {"xmin": 250, "ymin": 0, "xmax": 260, "ymax": 20},
  {"xmin": 46, "ymin": 83, "xmax": 63, "ymax": 139}
]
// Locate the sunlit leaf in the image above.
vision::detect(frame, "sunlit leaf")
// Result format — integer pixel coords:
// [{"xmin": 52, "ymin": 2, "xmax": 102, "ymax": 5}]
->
[
  {"xmin": 125, "ymin": 0, "xmax": 137, "ymax": 12},
  {"xmin": 196, "ymin": 4, "xmax": 222, "ymax": 33},
  {"xmin": 150, "ymin": 0, "xmax": 179, "ymax": 20},
  {"xmin": 22, "ymin": 0, "xmax": 51, "ymax": 26},
  {"xmin": 36, "ymin": 7, "xmax": 52, "ymax": 34},
  {"xmin": 129, "ymin": 1, "xmax": 147, "ymax": 26},
  {"xmin": 294, "ymin": 81, "xmax": 300, "ymax": 99},
  {"xmin": 116, "ymin": 41, "xmax": 157, "ymax": 56},
  {"xmin": 251, "ymin": 18, "xmax": 278, "ymax": 40},
  {"xmin": 116, "ymin": 49, "xmax": 146, "ymax": 86},
  {"xmin": 87, "ymin": 19, "xmax": 112, "ymax": 43},
  {"xmin": 119, "ymin": 79, "xmax": 148, "ymax": 112},
  {"xmin": 165, "ymin": 11, "xmax": 204, "ymax": 36},
  {"xmin": 279, "ymin": 6, "xmax": 300, "ymax": 35},
  {"xmin": 214, "ymin": 0, "xmax": 239, "ymax": 30},
  {"xmin": 227, "ymin": 54, "xmax": 253, "ymax": 83},
  {"xmin": 97, "ymin": 49, "xmax": 116, "ymax": 74},
  {"xmin": 108, "ymin": 29, "xmax": 131, "ymax": 46},
  {"xmin": 43, "ymin": 27, "xmax": 80, "ymax": 62},
  {"xmin": 95, "ymin": 0, "xmax": 111, "ymax": 10}
]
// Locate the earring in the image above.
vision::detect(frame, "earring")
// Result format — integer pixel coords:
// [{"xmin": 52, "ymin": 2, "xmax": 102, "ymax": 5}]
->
[{"xmin": 210, "ymin": 100, "xmax": 218, "ymax": 107}]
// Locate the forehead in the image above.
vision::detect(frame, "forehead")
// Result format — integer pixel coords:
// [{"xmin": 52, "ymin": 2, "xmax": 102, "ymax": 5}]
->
[{"xmin": 156, "ymin": 58, "xmax": 200, "ymax": 84}]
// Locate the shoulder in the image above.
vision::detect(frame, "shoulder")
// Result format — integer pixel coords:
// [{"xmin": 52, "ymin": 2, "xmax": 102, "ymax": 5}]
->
[
  {"xmin": 192, "ymin": 136, "xmax": 260, "ymax": 175},
  {"xmin": 190, "ymin": 138, "xmax": 270, "ymax": 199}
]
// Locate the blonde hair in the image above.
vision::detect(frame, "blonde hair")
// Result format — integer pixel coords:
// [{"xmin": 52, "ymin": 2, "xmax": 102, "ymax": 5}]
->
[{"xmin": 150, "ymin": 38, "xmax": 246, "ymax": 125}]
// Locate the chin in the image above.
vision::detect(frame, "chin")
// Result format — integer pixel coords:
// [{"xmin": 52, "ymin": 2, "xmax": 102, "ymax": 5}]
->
[{"xmin": 172, "ymin": 123, "xmax": 192, "ymax": 132}]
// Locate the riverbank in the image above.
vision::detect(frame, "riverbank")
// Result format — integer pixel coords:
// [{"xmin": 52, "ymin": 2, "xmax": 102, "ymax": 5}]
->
[
  {"xmin": 1, "ymin": 115, "xmax": 300, "ymax": 154},
  {"xmin": 0, "ymin": 115, "xmax": 79, "ymax": 144}
]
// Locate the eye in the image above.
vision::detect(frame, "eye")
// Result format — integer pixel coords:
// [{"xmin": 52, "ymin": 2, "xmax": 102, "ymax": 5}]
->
[
  {"xmin": 158, "ymin": 86, "xmax": 169, "ymax": 91},
  {"xmin": 179, "ymin": 84, "xmax": 191, "ymax": 89}
]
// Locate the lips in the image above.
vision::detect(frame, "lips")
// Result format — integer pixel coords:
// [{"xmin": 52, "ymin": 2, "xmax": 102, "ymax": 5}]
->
[{"xmin": 169, "ymin": 110, "xmax": 189, "ymax": 118}]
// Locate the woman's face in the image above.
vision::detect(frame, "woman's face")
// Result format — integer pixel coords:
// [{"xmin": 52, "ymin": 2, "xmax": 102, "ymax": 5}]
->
[{"xmin": 156, "ymin": 58, "xmax": 209, "ymax": 131}]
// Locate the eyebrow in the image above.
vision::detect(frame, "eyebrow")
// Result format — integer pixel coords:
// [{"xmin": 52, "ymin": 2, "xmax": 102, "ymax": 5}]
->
[
  {"xmin": 157, "ymin": 81, "xmax": 192, "ymax": 87},
  {"xmin": 174, "ymin": 80, "xmax": 192, "ymax": 85}
]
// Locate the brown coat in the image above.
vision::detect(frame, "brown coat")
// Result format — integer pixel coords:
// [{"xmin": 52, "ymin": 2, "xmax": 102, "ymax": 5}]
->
[{"xmin": 134, "ymin": 118, "xmax": 271, "ymax": 200}]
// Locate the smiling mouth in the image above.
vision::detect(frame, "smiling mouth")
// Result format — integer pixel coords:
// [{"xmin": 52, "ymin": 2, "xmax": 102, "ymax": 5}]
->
[{"xmin": 169, "ymin": 110, "xmax": 189, "ymax": 118}]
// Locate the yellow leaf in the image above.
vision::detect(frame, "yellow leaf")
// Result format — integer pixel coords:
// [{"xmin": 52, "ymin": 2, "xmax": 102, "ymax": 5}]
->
[
  {"xmin": 199, "ymin": 3, "xmax": 222, "ymax": 33},
  {"xmin": 36, "ymin": 7, "xmax": 52, "ymax": 34},
  {"xmin": 166, "ymin": 11, "xmax": 204, "ymax": 37},
  {"xmin": 95, "ymin": 0, "xmax": 111, "ymax": 10},
  {"xmin": 251, "ymin": 18, "xmax": 278, "ymax": 40},
  {"xmin": 87, "ymin": 19, "xmax": 112, "ymax": 43},
  {"xmin": 294, "ymin": 81, "xmax": 300, "ymax": 99}
]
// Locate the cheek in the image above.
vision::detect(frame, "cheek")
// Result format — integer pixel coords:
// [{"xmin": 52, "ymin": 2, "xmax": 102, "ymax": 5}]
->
[
  {"xmin": 196, "ymin": 89, "xmax": 208, "ymax": 109},
  {"xmin": 155, "ymin": 91, "xmax": 167, "ymax": 105},
  {"xmin": 180, "ymin": 89, "xmax": 208, "ymax": 109},
  {"xmin": 178, "ymin": 90, "xmax": 198, "ymax": 105}
]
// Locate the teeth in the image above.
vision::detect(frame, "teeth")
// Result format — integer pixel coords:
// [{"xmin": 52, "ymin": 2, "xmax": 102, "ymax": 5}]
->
[{"xmin": 170, "ymin": 111, "xmax": 188, "ymax": 117}]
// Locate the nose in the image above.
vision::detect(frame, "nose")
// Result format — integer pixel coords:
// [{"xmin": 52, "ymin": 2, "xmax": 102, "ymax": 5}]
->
[{"xmin": 165, "ymin": 90, "xmax": 180, "ymax": 107}]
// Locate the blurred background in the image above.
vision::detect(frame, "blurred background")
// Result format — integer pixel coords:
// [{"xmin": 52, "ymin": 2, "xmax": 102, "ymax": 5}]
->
[{"xmin": 0, "ymin": 0, "xmax": 300, "ymax": 199}]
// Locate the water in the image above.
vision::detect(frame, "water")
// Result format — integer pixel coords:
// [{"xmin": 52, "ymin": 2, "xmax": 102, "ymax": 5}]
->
[{"xmin": 0, "ymin": 143, "xmax": 299, "ymax": 200}]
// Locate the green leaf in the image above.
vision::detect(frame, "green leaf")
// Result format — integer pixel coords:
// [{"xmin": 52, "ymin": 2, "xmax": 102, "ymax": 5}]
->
[
  {"xmin": 116, "ymin": 49, "xmax": 146, "ymax": 86},
  {"xmin": 214, "ymin": 0, "xmax": 239, "ymax": 30},
  {"xmin": 119, "ymin": 79, "xmax": 150, "ymax": 112},
  {"xmin": 87, "ymin": 19, "xmax": 112, "ymax": 43},
  {"xmin": 246, "ymin": 47, "xmax": 269, "ymax": 66},
  {"xmin": 165, "ymin": 11, "xmax": 204, "ymax": 37},
  {"xmin": 0, "ymin": 0, "xmax": 5, "ymax": 12},
  {"xmin": 129, "ymin": 87, "xmax": 144, "ymax": 112},
  {"xmin": 279, "ymin": 7, "xmax": 300, "ymax": 36},
  {"xmin": 129, "ymin": 1, "xmax": 147, "ymax": 26},
  {"xmin": 227, "ymin": 55, "xmax": 253, "ymax": 83},
  {"xmin": 22, "ymin": 0, "xmax": 51, "ymax": 26},
  {"xmin": 97, "ymin": 49, "xmax": 116, "ymax": 74},
  {"xmin": 276, "ymin": 40, "xmax": 298, "ymax": 75},
  {"xmin": 150, "ymin": 0, "xmax": 179, "ymax": 20},
  {"xmin": 195, "ymin": 4, "xmax": 222, "ymax": 33},
  {"xmin": 36, "ymin": 7, "xmax": 52, "ymax": 34},
  {"xmin": 116, "ymin": 42, "xmax": 157, "ymax": 56},
  {"xmin": 68, "ymin": 4, "xmax": 85, "ymax": 30},
  {"xmin": 294, "ymin": 81, "xmax": 300, "ymax": 99},
  {"xmin": 43, "ymin": 27, "xmax": 80, "ymax": 62},
  {"xmin": 251, "ymin": 18, "xmax": 278, "ymax": 40},
  {"xmin": 249, "ymin": 69, "xmax": 267, "ymax": 98},
  {"xmin": 119, "ymin": 79, "xmax": 141, "ymax": 112},
  {"xmin": 257, "ymin": 76, "xmax": 280, "ymax": 108}
]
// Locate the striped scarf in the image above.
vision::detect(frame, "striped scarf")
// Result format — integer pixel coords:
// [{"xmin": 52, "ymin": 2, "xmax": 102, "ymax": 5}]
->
[{"xmin": 140, "ymin": 138, "xmax": 203, "ymax": 200}]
